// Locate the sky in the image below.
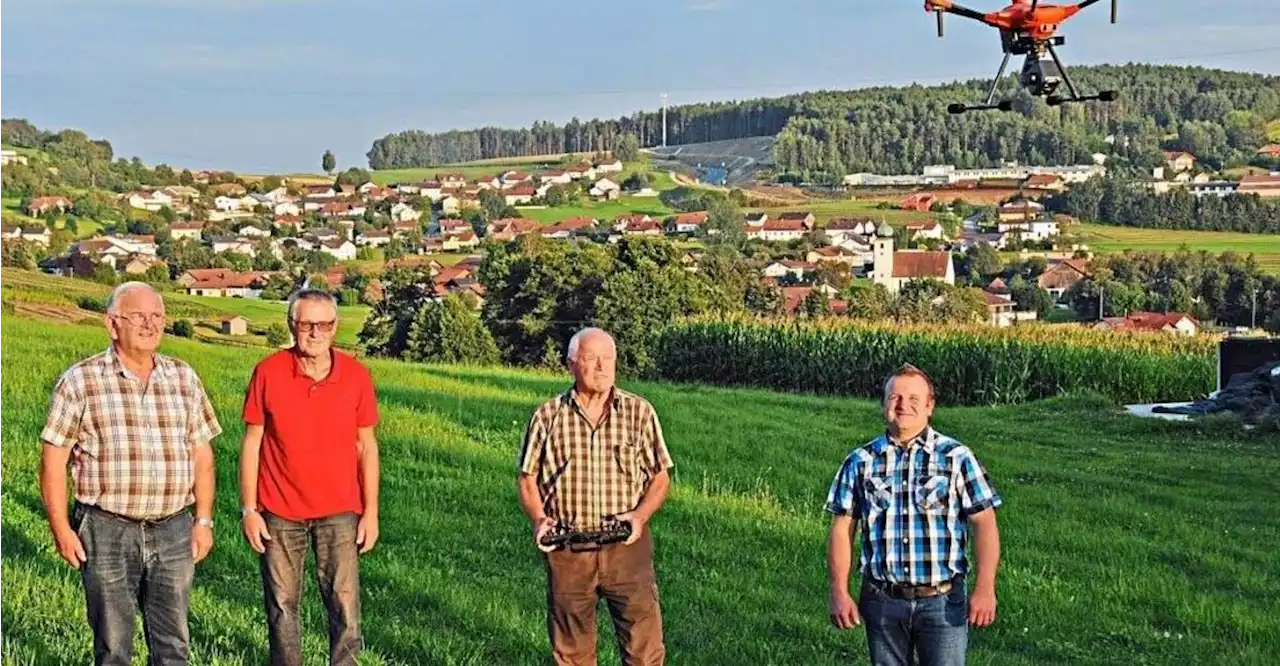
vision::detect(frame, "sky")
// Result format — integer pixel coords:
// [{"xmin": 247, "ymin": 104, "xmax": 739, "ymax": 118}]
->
[{"xmin": 2, "ymin": 0, "xmax": 1277, "ymax": 174}]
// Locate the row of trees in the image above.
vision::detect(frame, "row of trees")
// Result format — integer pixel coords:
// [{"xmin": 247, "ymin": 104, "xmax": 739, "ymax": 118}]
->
[
  {"xmin": 1048, "ymin": 177, "xmax": 1280, "ymax": 234},
  {"xmin": 365, "ymin": 65, "xmax": 1278, "ymax": 174}
]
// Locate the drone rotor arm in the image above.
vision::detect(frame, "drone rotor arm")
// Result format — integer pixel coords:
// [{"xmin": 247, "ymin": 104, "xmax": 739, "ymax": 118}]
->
[{"xmin": 925, "ymin": 0, "xmax": 990, "ymax": 23}]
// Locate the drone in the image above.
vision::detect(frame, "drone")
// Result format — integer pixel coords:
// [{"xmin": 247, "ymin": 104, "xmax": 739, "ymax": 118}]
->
[{"xmin": 925, "ymin": 0, "xmax": 1120, "ymax": 114}]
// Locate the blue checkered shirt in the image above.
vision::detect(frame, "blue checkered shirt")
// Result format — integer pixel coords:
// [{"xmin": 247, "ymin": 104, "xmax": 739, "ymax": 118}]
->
[{"xmin": 825, "ymin": 427, "xmax": 1001, "ymax": 586}]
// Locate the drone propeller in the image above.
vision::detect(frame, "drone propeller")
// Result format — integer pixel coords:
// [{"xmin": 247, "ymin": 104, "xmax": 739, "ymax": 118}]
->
[
  {"xmin": 1110, "ymin": 0, "xmax": 1117, "ymax": 23},
  {"xmin": 936, "ymin": 9, "xmax": 945, "ymax": 37}
]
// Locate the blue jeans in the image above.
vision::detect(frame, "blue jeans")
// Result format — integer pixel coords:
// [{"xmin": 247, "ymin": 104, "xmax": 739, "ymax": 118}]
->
[
  {"xmin": 858, "ymin": 577, "xmax": 968, "ymax": 666},
  {"xmin": 260, "ymin": 511, "xmax": 363, "ymax": 666},
  {"xmin": 74, "ymin": 502, "xmax": 195, "ymax": 666}
]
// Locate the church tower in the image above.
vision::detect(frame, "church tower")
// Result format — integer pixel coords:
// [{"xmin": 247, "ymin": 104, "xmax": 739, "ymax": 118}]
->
[{"xmin": 872, "ymin": 220, "xmax": 895, "ymax": 290}]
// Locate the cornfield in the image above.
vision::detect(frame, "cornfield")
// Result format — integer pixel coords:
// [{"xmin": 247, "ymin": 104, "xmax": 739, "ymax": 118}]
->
[{"xmin": 653, "ymin": 316, "xmax": 1218, "ymax": 406}]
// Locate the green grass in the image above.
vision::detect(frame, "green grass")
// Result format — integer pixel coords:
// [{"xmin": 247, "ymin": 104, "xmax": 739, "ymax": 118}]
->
[
  {"xmin": 3, "ymin": 196, "xmax": 107, "ymax": 238},
  {"xmin": 748, "ymin": 200, "xmax": 941, "ymax": 228},
  {"xmin": 518, "ymin": 196, "xmax": 674, "ymax": 224},
  {"xmin": 2, "ymin": 314, "xmax": 1278, "ymax": 665},
  {"xmin": 1074, "ymin": 223, "xmax": 1280, "ymax": 274},
  {"xmin": 1, "ymin": 269, "xmax": 369, "ymax": 349}
]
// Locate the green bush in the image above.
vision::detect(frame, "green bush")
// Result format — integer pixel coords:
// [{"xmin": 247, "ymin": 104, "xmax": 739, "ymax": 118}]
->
[
  {"xmin": 76, "ymin": 296, "xmax": 106, "ymax": 313},
  {"xmin": 171, "ymin": 319, "xmax": 194, "ymax": 338}
]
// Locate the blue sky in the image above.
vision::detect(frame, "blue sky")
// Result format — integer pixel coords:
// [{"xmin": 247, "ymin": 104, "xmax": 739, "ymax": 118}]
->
[{"xmin": 2, "ymin": 0, "xmax": 1276, "ymax": 174}]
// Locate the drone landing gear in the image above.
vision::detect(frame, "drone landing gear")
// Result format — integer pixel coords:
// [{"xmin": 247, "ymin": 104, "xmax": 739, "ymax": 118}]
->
[
  {"xmin": 948, "ymin": 52, "xmax": 1017, "ymax": 114},
  {"xmin": 1040, "ymin": 41, "xmax": 1118, "ymax": 107}
]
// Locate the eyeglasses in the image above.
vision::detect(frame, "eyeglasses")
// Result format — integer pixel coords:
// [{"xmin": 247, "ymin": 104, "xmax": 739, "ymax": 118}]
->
[
  {"xmin": 112, "ymin": 312, "xmax": 166, "ymax": 327},
  {"xmin": 292, "ymin": 319, "xmax": 336, "ymax": 333}
]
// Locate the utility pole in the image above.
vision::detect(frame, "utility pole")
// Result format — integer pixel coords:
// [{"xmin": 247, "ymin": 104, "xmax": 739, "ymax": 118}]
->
[
  {"xmin": 661, "ymin": 92, "xmax": 668, "ymax": 148},
  {"xmin": 1252, "ymin": 289, "xmax": 1258, "ymax": 329},
  {"xmin": 1098, "ymin": 283, "xmax": 1105, "ymax": 321}
]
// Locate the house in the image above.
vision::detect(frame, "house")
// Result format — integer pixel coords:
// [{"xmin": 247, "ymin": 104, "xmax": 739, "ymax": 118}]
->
[
  {"xmin": 984, "ymin": 291, "xmax": 1018, "ymax": 327},
  {"xmin": 437, "ymin": 173, "xmax": 467, "ymax": 188},
  {"xmin": 390, "ymin": 202, "xmax": 422, "ymax": 222},
  {"xmin": 500, "ymin": 170, "xmax": 532, "ymax": 187},
  {"xmin": 309, "ymin": 227, "xmax": 340, "ymax": 241},
  {"xmin": 614, "ymin": 214, "xmax": 653, "ymax": 232},
  {"xmin": 1238, "ymin": 173, "xmax": 1280, "ymax": 198},
  {"xmin": 905, "ymin": 221, "xmax": 945, "ymax": 241},
  {"xmin": 320, "ymin": 201, "xmax": 366, "ymax": 218},
  {"xmin": 998, "ymin": 199, "xmax": 1044, "ymax": 223},
  {"xmin": 1023, "ymin": 173, "xmax": 1066, "ymax": 192},
  {"xmin": 210, "ymin": 236, "xmax": 258, "ymax": 257},
  {"xmin": 1037, "ymin": 258, "xmax": 1091, "ymax": 300},
  {"xmin": 214, "ymin": 195, "xmax": 245, "ymax": 212},
  {"xmin": 757, "ymin": 219, "xmax": 806, "ymax": 242},
  {"xmin": 595, "ymin": 158, "xmax": 624, "ymax": 173},
  {"xmin": 236, "ymin": 224, "xmax": 271, "ymax": 238},
  {"xmin": 744, "ymin": 212, "xmax": 768, "ymax": 228},
  {"xmin": 806, "ymin": 245, "xmax": 865, "ymax": 267},
  {"xmin": 775, "ymin": 211, "xmax": 816, "ymax": 230},
  {"xmin": 900, "ymin": 193, "xmax": 936, "ymax": 212},
  {"xmin": 870, "ymin": 221, "xmax": 955, "ymax": 295},
  {"xmin": 997, "ymin": 218, "xmax": 1059, "ymax": 242},
  {"xmin": 669, "ymin": 211, "xmax": 708, "ymax": 234},
  {"xmin": 539, "ymin": 170, "xmax": 572, "ymax": 185},
  {"xmin": 304, "ymin": 184, "xmax": 337, "ymax": 199},
  {"xmin": 986, "ymin": 277, "xmax": 1010, "ymax": 294},
  {"xmin": 588, "ymin": 178, "xmax": 621, "ymax": 200},
  {"xmin": 273, "ymin": 214, "xmax": 303, "ymax": 231},
  {"xmin": 123, "ymin": 190, "xmax": 174, "ymax": 212},
  {"xmin": 1, "ymin": 224, "xmax": 23, "ymax": 241},
  {"xmin": 438, "ymin": 218, "xmax": 472, "ymax": 237},
  {"xmin": 221, "ymin": 316, "xmax": 249, "ymax": 336},
  {"xmin": 1188, "ymin": 180, "xmax": 1238, "ymax": 198},
  {"xmin": 1094, "ymin": 312, "xmax": 1200, "ymax": 336},
  {"xmin": 487, "ymin": 217, "xmax": 541, "ymax": 241},
  {"xmin": 825, "ymin": 218, "xmax": 876, "ymax": 243},
  {"xmin": 212, "ymin": 183, "xmax": 247, "ymax": 197},
  {"xmin": 541, "ymin": 217, "xmax": 597, "ymax": 239},
  {"xmin": 121, "ymin": 253, "xmax": 166, "ymax": 275},
  {"xmin": 439, "ymin": 194, "xmax": 461, "ymax": 215},
  {"xmin": 17, "ymin": 226, "xmax": 52, "ymax": 245},
  {"xmin": 26, "ymin": 196, "xmax": 73, "ymax": 216},
  {"xmin": 1257, "ymin": 144, "xmax": 1280, "ymax": 158},
  {"xmin": 564, "ymin": 164, "xmax": 596, "ymax": 180},
  {"xmin": 474, "ymin": 175, "xmax": 500, "ymax": 190},
  {"xmin": 318, "ymin": 238, "xmax": 357, "ymax": 260},
  {"xmin": 180, "ymin": 269, "xmax": 271, "ymax": 298},
  {"xmin": 762, "ymin": 260, "xmax": 819, "ymax": 280},
  {"xmin": 169, "ymin": 221, "xmax": 205, "ymax": 241},
  {"xmin": 1, "ymin": 149, "xmax": 28, "ymax": 166},
  {"xmin": 442, "ymin": 231, "xmax": 480, "ymax": 251},
  {"xmin": 780, "ymin": 285, "xmax": 844, "ymax": 316},
  {"xmin": 503, "ymin": 185, "xmax": 537, "ymax": 206},
  {"xmin": 621, "ymin": 219, "xmax": 662, "ymax": 237},
  {"xmin": 108, "ymin": 234, "xmax": 157, "ymax": 256},
  {"xmin": 357, "ymin": 229, "xmax": 393, "ymax": 247},
  {"xmin": 273, "ymin": 201, "xmax": 302, "ymax": 217},
  {"xmin": 1163, "ymin": 151, "xmax": 1196, "ymax": 173},
  {"xmin": 392, "ymin": 220, "xmax": 420, "ymax": 237}
]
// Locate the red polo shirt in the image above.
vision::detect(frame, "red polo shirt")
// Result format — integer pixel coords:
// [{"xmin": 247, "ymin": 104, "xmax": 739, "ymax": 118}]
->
[{"xmin": 242, "ymin": 348, "xmax": 378, "ymax": 521}]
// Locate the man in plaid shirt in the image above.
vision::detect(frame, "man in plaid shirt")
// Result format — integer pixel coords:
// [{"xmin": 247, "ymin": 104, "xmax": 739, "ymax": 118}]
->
[
  {"xmin": 517, "ymin": 328, "xmax": 674, "ymax": 666},
  {"xmin": 825, "ymin": 364, "xmax": 1002, "ymax": 666},
  {"xmin": 40, "ymin": 282, "xmax": 222, "ymax": 666}
]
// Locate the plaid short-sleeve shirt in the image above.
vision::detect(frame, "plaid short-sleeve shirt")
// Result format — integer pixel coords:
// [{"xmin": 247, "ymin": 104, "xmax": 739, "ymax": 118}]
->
[
  {"xmin": 518, "ymin": 388, "xmax": 674, "ymax": 532},
  {"xmin": 825, "ymin": 427, "xmax": 1001, "ymax": 586},
  {"xmin": 41, "ymin": 346, "xmax": 223, "ymax": 519}
]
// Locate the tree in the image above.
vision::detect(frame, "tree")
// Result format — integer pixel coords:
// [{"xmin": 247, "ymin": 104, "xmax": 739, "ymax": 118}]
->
[
  {"xmin": 171, "ymin": 319, "xmax": 194, "ymax": 338},
  {"xmin": 264, "ymin": 322, "xmax": 291, "ymax": 347},
  {"xmin": 260, "ymin": 273, "xmax": 296, "ymax": 301},
  {"xmin": 614, "ymin": 133, "xmax": 640, "ymax": 163},
  {"xmin": 405, "ymin": 294, "xmax": 500, "ymax": 365},
  {"xmin": 479, "ymin": 190, "xmax": 517, "ymax": 221},
  {"xmin": 322, "ymin": 150, "xmax": 336, "ymax": 175},
  {"xmin": 705, "ymin": 198, "xmax": 744, "ymax": 247}
]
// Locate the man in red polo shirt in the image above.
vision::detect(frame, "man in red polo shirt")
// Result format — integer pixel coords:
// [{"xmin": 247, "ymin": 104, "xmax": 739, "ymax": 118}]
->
[{"xmin": 238, "ymin": 288, "xmax": 381, "ymax": 666}]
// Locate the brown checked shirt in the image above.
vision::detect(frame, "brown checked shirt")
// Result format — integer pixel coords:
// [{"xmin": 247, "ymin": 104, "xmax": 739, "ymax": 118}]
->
[
  {"xmin": 519, "ymin": 388, "xmax": 674, "ymax": 531},
  {"xmin": 41, "ymin": 346, "xmax": 223, "ymax": 519}
]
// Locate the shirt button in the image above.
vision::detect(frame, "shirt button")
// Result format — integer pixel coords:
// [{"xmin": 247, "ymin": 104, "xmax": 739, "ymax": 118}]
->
[{"xmin": 902, "ymin": 537, "xmax": 909, "ymax": 544}]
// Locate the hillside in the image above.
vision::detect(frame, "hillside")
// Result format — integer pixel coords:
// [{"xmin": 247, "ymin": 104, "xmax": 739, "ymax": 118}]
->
[
  {"xmin": 367, "ymin": 65, "xmax": 1280, "ymax": 177},
  {"xmin": 3, "ymin": 313, "xmax": 1278, "ymax": 665}
]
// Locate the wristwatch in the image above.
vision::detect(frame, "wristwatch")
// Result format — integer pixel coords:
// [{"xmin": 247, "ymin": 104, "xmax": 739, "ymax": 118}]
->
[
  {"xmin": 195, "ymin": 517, "xmax": 214, "ymax": 528},
  {"xmin": 241, "ymin": 506, "xmax": 259, "ymax": 518}
]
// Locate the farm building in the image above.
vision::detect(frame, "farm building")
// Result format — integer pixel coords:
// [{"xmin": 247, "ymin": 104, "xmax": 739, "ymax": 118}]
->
[{"xmin": 221, "ymin": 316, "xmax": 249, "ymax": 336}]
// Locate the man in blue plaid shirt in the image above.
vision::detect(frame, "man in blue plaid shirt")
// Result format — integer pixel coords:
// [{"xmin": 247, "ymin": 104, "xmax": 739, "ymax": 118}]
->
[{"xmin": 825, "ymin": 363, "xmax": 1002, "ymax": 666}]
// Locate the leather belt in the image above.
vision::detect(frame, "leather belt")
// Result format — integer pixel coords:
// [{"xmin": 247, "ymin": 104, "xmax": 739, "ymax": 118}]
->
[{"xmin": 872, "ymin": 577, "xmax": 957, "ymax": 600}]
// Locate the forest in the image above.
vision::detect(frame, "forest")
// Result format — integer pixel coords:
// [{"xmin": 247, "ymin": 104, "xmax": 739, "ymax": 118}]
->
[
  {"xmin": 1047, "ymin": 177, "xmax": 1280, "ymax": 233},
  {"xmin": 366, "ymin": 65, "xmax": 1279, "ymax": 177}
]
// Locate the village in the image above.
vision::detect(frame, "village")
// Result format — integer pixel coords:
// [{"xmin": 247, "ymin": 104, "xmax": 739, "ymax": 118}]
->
[{"xmin": 5, "ymin": 142, "xmax": 1277, "ymax": 337}]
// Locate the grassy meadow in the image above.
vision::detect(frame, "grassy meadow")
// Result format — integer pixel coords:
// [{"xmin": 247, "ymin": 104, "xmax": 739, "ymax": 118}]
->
[
  {"xmin": 1, "ymin": 269, "xmax": 369, "ymax": 349},
  {"xmin": 1073, "ymin": 223, "xmax": 1280, "ymax": 274},
  {"xmin": 2, "ymin": 313, "xmax": 1279, "ymax": 665}
]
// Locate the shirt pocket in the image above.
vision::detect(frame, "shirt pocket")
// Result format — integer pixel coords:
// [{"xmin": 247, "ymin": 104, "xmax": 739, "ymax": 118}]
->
[
  {"xmin": 915, "ymin": 474, "xmax": 950, "ymax": 513},
  {"xmin": 863, "ymin": 474, "xmax": 893, "ymax": 516}
]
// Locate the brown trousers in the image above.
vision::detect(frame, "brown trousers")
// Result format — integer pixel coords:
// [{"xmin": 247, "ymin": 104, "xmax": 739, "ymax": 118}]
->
[{"xmin": 543, "ymin": 529, "xmax": 665, "ymax": 666}]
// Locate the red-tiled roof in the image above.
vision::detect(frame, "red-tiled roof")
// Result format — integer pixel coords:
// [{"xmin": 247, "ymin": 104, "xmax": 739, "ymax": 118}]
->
[
  {"xmin": 674, "ymin": 211, "xmax": 709, "ymax": 224},
  {"xmin": 891, "ymin": 251, "xmax": 949, "ymax": 279},
  {"xmin": 762, "ymin": 219, "xmax": 805, "ymax": 232}
]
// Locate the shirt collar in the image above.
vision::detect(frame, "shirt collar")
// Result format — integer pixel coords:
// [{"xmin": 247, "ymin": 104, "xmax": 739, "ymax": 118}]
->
[
  {"xmin": 564, "ymin": 385, "xmax": 622, "ymax": 411},
  {"xmin": 290, "ymin": 346, "xmax": 343, "ymax": 384},
  {"xmin": 104, "ymin": 344, "xmax": 173, "ymax": 382},
  {"xmin": 873, "ymin": 426, "xmax": 938, "ymax": 454}
]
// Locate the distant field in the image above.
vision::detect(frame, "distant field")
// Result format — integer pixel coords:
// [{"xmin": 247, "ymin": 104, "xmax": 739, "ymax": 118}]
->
[
  {"xmin": 1074, "ymin": 223, "xmax": 1280, "ymax": 273},
  {"xmin": 1, "ymin": 269, "xmax": 369, "ymax": 349},
  {"xmin": 750, "ymin": 199, "xmax": 939, "ymax": 227},
  {"xmin": 372, "ymin": 156, "xmax": 667, "ymax": 188},
  {"xmin": 518, "ymin": 196, "xmax": 674, "ymax": 224}
]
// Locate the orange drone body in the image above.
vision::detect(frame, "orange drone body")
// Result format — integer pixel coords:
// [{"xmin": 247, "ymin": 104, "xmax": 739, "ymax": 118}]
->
[{"xmin": 980, "ymin": 0, "xmax": 1083, "ymax": 41}]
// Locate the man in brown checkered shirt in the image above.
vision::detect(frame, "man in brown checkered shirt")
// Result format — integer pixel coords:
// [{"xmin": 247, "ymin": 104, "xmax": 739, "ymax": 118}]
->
[
  {"xmin": 517, "ymin": 327, "xmax": 674, "ymax": 666},
  {"xmin": 39, "ymin": 282, "xmax": 222, "ymax": 666}
]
